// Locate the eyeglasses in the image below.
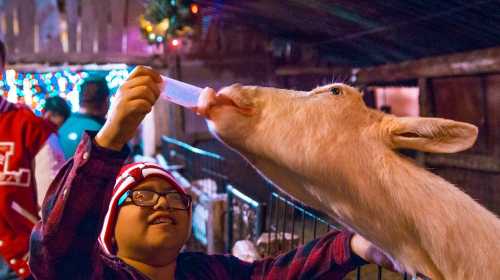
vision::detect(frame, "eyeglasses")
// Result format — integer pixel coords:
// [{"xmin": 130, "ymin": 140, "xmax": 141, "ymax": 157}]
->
[{"xmin": 117, "ymin": 189, "xmax": 192, "ymax": 210}]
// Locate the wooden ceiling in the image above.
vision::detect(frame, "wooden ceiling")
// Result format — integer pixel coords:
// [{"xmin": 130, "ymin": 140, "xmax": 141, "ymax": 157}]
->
[{"xmin": 197, "ymin": 0, "xmax": 500, "ymax": 66}]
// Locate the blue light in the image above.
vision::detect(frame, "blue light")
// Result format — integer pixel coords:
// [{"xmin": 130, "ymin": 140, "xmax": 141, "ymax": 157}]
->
[
  {"xmin": 0, "ymin": 66, "xmax": 133, "ymax": 113},
  {"xmin": 156, "ymin": 36, "xmax": 164, "ymax": 43}
]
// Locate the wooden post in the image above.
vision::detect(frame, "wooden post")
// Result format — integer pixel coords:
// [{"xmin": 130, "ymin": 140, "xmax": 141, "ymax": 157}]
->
[
  {"xmin": 415, "ymin": 77, "xmax": 429, "ymax": 166},
  {"xmin": 109, "ymin": 0, "xmax": 126, "ymax": 52},
  {"xmin": 3, "ymin": 0, "xmax": 16, "ymax": 54},
  {"xmin": 65, "ymin": 0, "xmax": 79, "ymax": 53},
  {"xmin": 17, "ymin": 0, "xmax": 36, "ymax": 54},
  {"xmin": 126, "ymin": 0, "xmax": 147, "ymax": 54},
  {"xmin": 417, "ymin": 78, "xmax": 430, "ymax": 117},
  {"xmin": 96, "ymin": 0, "xmax": 109, "ymax": 53},
  {"xmin": 36, "ymin": 0, "xmax": 63, "ymax": 57},
  {"xmin": 80, "ymin": 0, "xmax": 97, "ymax": 54}
]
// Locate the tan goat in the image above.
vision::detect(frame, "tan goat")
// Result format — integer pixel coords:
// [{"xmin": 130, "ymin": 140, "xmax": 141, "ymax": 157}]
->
[{"xmin": 197, "ymin": 83, "xmax": 500, "ymax": 279}]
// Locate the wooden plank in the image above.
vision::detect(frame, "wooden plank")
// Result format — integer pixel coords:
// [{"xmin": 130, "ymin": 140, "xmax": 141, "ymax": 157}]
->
[
  {"xmin": 126, "ymin": 0, "xmax": 148, "ymax": 54},
  {"xmin": 65, "ymin": 0, "xmax": 79, "ymax": 53},
  {"xmin": 109, "ymin": 0, "xmax": 126, "ymax": 52},
  {"xmin": 414, "ymin": 77, "xmax": 430, "ymax": 166},
  {"xmin": 17, "ymin": 0, "xmax": 36, "ymax": 53},
  {"xmin": 430, "ymin": 76, "xmax": 488, "ymax": 154},
  {"xmin": 485, "ymin": 74, "xmax": 500, "ymax": 156},
  {"xmin": 8, "ymin": 51, "xmax": 162, "ymax": 65},
  {"xmin": 80, "ymin": 0, "xmax": 97, "ymax": 53},
  {"xmin": 417, "ymin": 78, "xmax": 430, "ymax": 117},
  {"xmin": 275, "ymin": 66, "xmax": 351, "ymax": 77},
  {"xmin": 96, "ymin": 0, "xmax": 109, "ymax": 52},
  {"xmin": 3, "ymin": 0, "xmax": 17, "ymax": 54},
  {"xmin": 425, "ymin": 153, "xmax": 500, "ymax": 173},
  {"xmin": 36, "ymin": 0, "xmax": 63, "ymax": 55},
  {"xmin": 356, "ymin": 46, "xmax": 500, "ymax": 84}
]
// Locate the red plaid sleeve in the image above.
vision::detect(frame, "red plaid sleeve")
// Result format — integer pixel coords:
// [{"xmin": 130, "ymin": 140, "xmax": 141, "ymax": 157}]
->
[
  {"xmin": 29, "ymin": 132, "xmax": 129, "ymax": 280},
  {"xmin": 251, "ymin": 230, "xmax": 366, "ymax": 280}
]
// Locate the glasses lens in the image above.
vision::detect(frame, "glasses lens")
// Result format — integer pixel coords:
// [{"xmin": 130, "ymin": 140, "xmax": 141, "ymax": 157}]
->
[
  {"xmin": 166, "ymin": 192, "xmax": 189, "ymax": 209},
  {"xmin": 132, "ymin": 190, "xmax": 158, "ymax": 206}
]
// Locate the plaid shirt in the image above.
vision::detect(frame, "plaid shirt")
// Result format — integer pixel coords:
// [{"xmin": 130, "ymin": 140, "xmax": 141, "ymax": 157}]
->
[{"xmin": 29, "ymin": 132, "xmax": 365, "ymax": 280}]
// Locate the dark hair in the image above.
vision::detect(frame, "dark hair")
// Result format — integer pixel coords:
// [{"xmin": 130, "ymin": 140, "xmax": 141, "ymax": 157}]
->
[
  {"xmin": 0, "ymin": 39, "xmax": 6, "ymax": 68},
  {"xmin": 78, "ymin": 77, "xmax": 110, "ymax": 106},
  {"xmin": 45, "ymin": 96, "xmax": 71, "ymax": 121}
]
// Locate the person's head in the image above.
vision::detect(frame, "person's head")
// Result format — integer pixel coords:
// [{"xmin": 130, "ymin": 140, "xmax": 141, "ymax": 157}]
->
[
  {"xmin": 99, "ymin": 163, "xmax": 192, "ymax": 266},
  {"xmin": 0, "ymin": 39, "xmax": 6, "ymax": 72},
  {"xmin": 78, "ymin": 77, "xmax": 110, "ymax": 118},
  {"xmin": 43, "ymin": 96, "xmax": 71, "ymax": 128}
]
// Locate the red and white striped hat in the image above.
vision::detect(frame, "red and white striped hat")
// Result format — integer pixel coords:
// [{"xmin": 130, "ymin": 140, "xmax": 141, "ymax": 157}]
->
[{"xmin": 98, "ymin": 162, "xmax": 187, "ymax": 255}]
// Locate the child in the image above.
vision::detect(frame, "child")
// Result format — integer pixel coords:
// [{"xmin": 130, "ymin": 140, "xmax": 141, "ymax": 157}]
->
[{"xmin": 29, "ymin": 66, "xmax": 394, "ymax": 280}]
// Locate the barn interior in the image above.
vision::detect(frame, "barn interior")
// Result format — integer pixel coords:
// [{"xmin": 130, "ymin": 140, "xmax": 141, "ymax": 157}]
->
[{"xmin": 1, "ymin": 1, "xmax": 499, "ymax": 279}]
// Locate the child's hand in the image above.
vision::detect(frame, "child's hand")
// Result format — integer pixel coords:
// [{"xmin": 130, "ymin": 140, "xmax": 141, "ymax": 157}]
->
[
  {"xmin": 96, "ymin": 66, "xmax": 162, "ymax": 151},
  {"xmin": 350, "ymin": 233, "xmax": 400, "ymax": 272}
]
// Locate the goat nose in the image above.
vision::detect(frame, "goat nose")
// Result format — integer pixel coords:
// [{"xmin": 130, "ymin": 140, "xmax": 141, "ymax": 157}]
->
[{"xmin": 196, "ymin": 87, "xmax": 217, "ymax": 119}]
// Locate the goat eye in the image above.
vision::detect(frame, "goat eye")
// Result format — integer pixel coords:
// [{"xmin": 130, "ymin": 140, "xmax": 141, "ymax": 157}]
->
[{"xmin": 330, "ymin": 87, "xmax": 342, "ymax": 96}]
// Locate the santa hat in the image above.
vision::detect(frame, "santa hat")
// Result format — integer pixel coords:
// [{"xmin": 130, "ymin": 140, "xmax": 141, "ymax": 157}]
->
[{"xmin": 98, "ymin": 162, "xmax": 187, "ymax": 255}]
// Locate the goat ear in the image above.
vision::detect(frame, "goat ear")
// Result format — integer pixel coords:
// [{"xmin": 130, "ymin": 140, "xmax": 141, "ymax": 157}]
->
[{"xmin": 381, "ymin": 116, "xmax": 478, "ymax": 153}]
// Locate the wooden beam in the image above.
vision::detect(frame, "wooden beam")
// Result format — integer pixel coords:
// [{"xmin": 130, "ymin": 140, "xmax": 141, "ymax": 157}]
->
[
  {"xmin": 425, "ymin": 154, "xmax": 500, "ymax": 173},
  {"xmin": 275, "ymin": 47, "xmax": 500, "ymax": 84},
  {"xmin": 8, "ymin": 52, "xmax": 164, "ymax": 66},
  {"xmin": 355, "ymin": 46, "xmax": 500, "ymax": 84},
  {"xmin": 275, "ymin": 66, "xmax": 351, "ymax": 77}
]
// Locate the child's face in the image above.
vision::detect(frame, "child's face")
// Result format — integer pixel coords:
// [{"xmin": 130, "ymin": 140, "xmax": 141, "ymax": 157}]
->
[{"xmin": 114, "ymin": 177, "xmax": 191, "ymax": 264}]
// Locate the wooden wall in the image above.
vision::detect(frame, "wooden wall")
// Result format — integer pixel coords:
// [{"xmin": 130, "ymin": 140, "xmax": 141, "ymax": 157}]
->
[
  {"xmin": 274, "ymin": 47, "xmax": 500, "ymax": 215},
  {"xmin": 421, "ymin": 74, "xmax": 500, "ymax": 214},
  {"xmin": 0, "ymin": 0, "xmax": 156, "ymax": 64},
  {"xmin": 362, "ymin": 48, "xmax": 500, "ymax": 215}
]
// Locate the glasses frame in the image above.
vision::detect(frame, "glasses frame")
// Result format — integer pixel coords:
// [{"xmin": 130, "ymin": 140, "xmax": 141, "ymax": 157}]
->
[{"xmin": 117, "ymin": 189, "xmax": 192, "ymax": 210}]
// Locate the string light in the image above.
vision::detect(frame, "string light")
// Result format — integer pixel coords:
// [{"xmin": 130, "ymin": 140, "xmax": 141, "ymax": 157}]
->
[
  {"xmin": 0, "ymin": 67, "xmax": 132, "ymax": 115},
  {"xmin": 148, "ymin": 32, "xmax": 156, "ymax": 42},
  {"xmin": 190, "ymin": 3, "xmax": 199, "ymax": 14}
]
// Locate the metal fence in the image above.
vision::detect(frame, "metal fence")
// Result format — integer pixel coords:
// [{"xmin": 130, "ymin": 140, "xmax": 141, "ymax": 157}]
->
[
  {"xmin": 268, "ymin": 191, "xmax": 411, "ymax": 280},
  {"xmin": 162, "ymin": 136, "xmax": 227, "ymax": 194},
  {"xmin": 226, "ymin": 184, "xmax": 266, "ymax": 253}
]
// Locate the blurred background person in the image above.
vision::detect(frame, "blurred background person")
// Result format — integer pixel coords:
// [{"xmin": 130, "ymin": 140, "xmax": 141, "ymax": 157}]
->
[
  {"xmin": 0, "ymin": 39, "xmax": 64, "ymax": 280},
  {"xmin": 42, "ymin": 96, "xmax": 71, "ymax": 129},
  {"xmin": 58, "ymin": 77, "xmax": 110, "ymax": 159}
]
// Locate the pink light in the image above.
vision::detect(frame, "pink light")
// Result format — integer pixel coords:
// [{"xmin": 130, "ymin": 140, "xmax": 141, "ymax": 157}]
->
[{"xmin": 172, "ymin": 39, "xmax": 180, "ymax": 47}]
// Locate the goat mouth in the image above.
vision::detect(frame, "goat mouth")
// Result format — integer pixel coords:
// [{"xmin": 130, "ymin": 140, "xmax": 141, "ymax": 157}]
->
[
  {"xmin": 196, "ymin": 90, "xmax": 254, "ymax": 119},
  {"xmin": 215, "ymin": 93, "xmax": 254, "ymax": 116}
]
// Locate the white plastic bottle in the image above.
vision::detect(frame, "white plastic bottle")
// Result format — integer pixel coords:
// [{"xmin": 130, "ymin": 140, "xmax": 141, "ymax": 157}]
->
[{"xmin": 160, "ymin": 75, "xmax": 202, "ymax": 109}]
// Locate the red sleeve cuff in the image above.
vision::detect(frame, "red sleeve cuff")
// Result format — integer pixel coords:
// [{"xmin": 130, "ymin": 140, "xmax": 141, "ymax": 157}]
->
[{"xmin": 334, "ymin": 229, "xmax": 368, "ymax": 267}]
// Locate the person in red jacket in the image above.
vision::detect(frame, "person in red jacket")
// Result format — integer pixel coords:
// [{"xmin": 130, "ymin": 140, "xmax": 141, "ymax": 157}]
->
[
  {"xmin": 30, "ymin": 66, "xmax": 398, "ymax": 280},
  {"xmin": 0, "ymin": 39, "xmax": 64, "ymax": 279}
]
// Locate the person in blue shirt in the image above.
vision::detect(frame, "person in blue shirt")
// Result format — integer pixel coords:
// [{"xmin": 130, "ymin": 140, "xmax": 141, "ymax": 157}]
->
[{"xmin": 59, "ymin": 77, "xmax": 110, "ymax": 159}]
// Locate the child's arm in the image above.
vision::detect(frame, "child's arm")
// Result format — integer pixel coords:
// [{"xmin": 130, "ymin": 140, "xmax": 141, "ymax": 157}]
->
[
  {"xmin": 250, "ymin": 229, "xmax": 367, "ymax": 279},
  {"xmin": 29, "ymin": 133, "xmax": 129, "ymax": 279},
  {"xmin": 29, "ymin": 66, "xmax": 162, "ymax": 279}
]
